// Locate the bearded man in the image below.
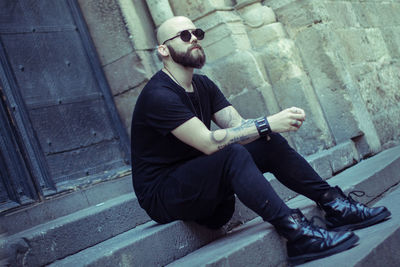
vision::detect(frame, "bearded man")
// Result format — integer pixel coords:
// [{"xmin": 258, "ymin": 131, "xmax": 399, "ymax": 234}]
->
[{"xmin": 130, "ymin": 16, "xmax": 390, "ymax": 264}]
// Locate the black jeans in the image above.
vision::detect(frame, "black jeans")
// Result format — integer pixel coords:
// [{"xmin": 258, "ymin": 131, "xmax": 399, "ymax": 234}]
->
[{"xmin": 148, "ymin": 133, "xmax": 331, "ymax": 228}]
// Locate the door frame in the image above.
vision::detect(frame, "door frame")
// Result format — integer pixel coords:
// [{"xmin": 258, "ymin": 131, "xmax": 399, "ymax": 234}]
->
[{"xmin": 0, "ymin": 0, "xmax": 131, "ymax": 209}]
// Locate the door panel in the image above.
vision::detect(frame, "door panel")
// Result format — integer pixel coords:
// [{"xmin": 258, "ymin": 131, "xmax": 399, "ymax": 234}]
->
[
  {"xmin": 0, "ymin": 0, "xmax": 130, "ymax": 211},
  {"xmin": 47, "ymin": 139, "xmax": 126, "ymax": 185},
  {"xmin": 0, "ymin": 0, "xmax": 75, "ymax": 27},
  {"xmin": 1, "ymin": 31, "xmax": 101, "ymax": 108},
  {"xmin": 29, "ymin": 100, "xmax": 116, "ymax": 154}
]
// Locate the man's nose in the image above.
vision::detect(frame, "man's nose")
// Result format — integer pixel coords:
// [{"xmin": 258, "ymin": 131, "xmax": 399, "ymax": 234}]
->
[{"xmin": 190, "ymin": 32, "xmax": 198, "ymax": 43}]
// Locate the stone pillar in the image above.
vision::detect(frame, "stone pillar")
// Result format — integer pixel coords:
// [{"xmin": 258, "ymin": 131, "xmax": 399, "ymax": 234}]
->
[
  {"xmin": 269, "ymin": 0, "xmax": 383, "ymax": 156},
  {"xmin": 77, "ymin": 0, "xmax": 159, "ymax": 133},
  {"xmin": 236, "ymin": 0, "xmax": 334, "ymax": 155},
  {"xmin": 145, "ymin": 0, "xmax": 174, "ymax": 27}
]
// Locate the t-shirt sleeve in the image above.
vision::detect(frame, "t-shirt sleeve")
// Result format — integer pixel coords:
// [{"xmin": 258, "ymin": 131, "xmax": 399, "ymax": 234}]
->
[
  {"xmin": 202, "ymin": 75, "xmax": 231, "ymax": 114},
  {"xmin": 144, "ymin": 89, "xmax": 195, "ymax": 136}
]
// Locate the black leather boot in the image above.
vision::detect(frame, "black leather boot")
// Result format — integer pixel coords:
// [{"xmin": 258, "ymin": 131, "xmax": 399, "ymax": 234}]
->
[
  {"xmin": 318, "ymin": 186, "xmax": 391, "ymax": 231},
  {"xmin": 272, "ymin": 209, "xmax": 359, "ymax": 265}
]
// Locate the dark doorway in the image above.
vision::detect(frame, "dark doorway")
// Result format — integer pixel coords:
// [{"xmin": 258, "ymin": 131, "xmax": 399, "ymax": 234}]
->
[{"xmin": 0, "ymin": 0, "xmax": 130, "ymax": 212}]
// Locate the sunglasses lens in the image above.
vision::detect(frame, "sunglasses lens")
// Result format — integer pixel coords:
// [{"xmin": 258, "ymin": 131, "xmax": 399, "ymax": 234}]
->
[
  {"xmin": 193, "ymin": 29, "xmax": 205, "ymax": 40},
  {"xmin": 180, "ymin": 30, "xmax": 192, "ymax": 42},
  {"xmin": 179, "ymin": 29, "xmax": 205, "ymax": 42}
]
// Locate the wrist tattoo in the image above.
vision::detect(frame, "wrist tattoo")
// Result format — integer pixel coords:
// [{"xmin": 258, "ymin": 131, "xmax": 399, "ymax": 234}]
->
[
  {"xmin": 212, "ymin": 118, "xmax": 259, "ymax": 150},
  {"xmin": 217, "ymin": 135, "xmax": 251, "ymax": 150}
]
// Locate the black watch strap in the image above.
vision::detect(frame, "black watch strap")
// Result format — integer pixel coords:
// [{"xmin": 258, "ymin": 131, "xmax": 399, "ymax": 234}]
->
[{"xmin": 255, "ymin": 117, "xmax": 272, "ymax": 137}]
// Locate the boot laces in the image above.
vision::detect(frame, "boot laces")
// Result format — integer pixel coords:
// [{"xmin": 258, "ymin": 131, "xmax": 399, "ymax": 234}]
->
[
  {"xmin": 300, "ymin": 215, "xmax": 326, "ymax": 237},
  {"xmin": 348, "ymin": 190, "xmax": 365, "ymax": 200},
  {"xmin": 347, "ymin": 190, "xmax": 373, "ymax": 204}
]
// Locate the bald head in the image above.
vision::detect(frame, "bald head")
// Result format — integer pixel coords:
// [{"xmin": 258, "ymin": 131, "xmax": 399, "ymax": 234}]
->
[{"xmin": 157, "ymin": 16, "xmax": 196, "ymax": 45}]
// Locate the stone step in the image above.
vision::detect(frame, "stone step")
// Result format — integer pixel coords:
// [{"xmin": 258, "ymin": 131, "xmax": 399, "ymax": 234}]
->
[
  {"xmin": 167, "ymin": 186, "xmax": 400, "ymax": 267},
  {"xmin": 1, "ymin": 139, "xmax": 357, "ymax": 266},
  {"xmin": 46, "ymin": 145, "xmax": 400, "ymax": 267},
  {"xmin": 47, "ymin": 220, "xmax": 225, "ymax": 267},
  {"xmin": 300, "ymin": 183, "xmax": 400, "ymax": 267},
  {"xmin": 5, "ymin": 140, "xmax": 355, "ymax": 266},
  {"xmin": 166, "ymin": 145, "xmax": 400, "ymax": 266},
  {"xmin": 3, "ymin": 181, "xmax": 258, "ymax": 266},
  {"xmin": 5, "ymin": 193, "xmax": 149, "ymax": 267},
  {"xmin": 3, "ymin": 182, "xmax": 260, "ymax": 267},
  {"xmin": 1, "ymin": 172, "xmax": 133, "ymax": 236}
]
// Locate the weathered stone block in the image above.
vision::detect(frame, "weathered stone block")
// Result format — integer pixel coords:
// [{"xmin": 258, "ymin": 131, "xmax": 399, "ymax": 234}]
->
[
  {"xmin": 77, "ymin": 0, "xmax": 132, "ymax": 65},
  {"xmin": 256, "ymin": 36, "xmax": 335, "ymax": 154},
  {"xmin": 203, "ymin": 21, "xmax": 248, "ymax": 48},
  {"xmin": 248, "ymin": 22, "xmax": 286, "ymax": 48},
  {"xmin": 272, "ymin": 0, "xmax": 330, "ymax": 37},
  {"xmin": 353, "ymin": 135, "xmax": 375, "ymax": 159},
  {"xmin": 203, "ymin": 50, "xmax": 266, "ymax": 96},
  {"xmin": 170, "ymin": 0, "xmax": 233, "ymax": 21},
  {"xmin": 229, "ymin": 88, "xmax": 269, "ymax": 119},
  {"xmin": 352, "ymin": 62, "xmax": 400, "ymax": 146},
  {"xmin": 263, "ymin": 0, "xmax": 297, "ymax": 10},
  {"xmin": 324, "ymin": 1, "xmax": 360, "ymax": 28},
  {"xmin": 257, "ymin": 82, "xmax": 280, "ymax": 115},
  {"xmin": 195, "ymin": 13, "xmax": 251, "ymax": 61},
  {"xmin": 306, "ymin": 140, "xmax": 358, "ymax": 179},
  {"xmin": 195, "ymin": 10, "xmax": 242, "ymax": 31},
  {"xmin": 145, "ymin": 0, "xmax": 174, "ymax": 27},
  {"xmin": 335, "ymin": 28, "xmax": 390, "ymax": 64},
  {"xmin": 307, "ymin": 153, "xmax": 333, "ymax": 180},
  {"xmin": 294, "ymin": 27, "xmax": 363, "ymax": 144},
  {"xmin": 114, "ymin": 85, "xmax": 144, "ymax": 133},
  {"xmin": 236, "ymin": 2, "xmax": 276, "ymax": 27},
  {"xmin": 330, "ymin": 141, "xmax": 358, "ymax": 174},
  {"xmin": 380, "ymin": 26, "xmax": 400, "ymax": 59},
  {"xmin": 259, "ymin": 38, "xmax": 304, "ymax": 84},
  {"xmin": 118, "ymin": 0, "xmax": 157, "ymax": 50},
  {"xmin": 103, "ymin": 52, "xmax": 148, "ymax": 96},
  {"xmin": 272, "ymin": 76, "xmax": 332, "ymax": 155},
  {"xmin": 352, "ymin": 2, "xmax": 400, "ymax": 28},
  {"xmin": 205, "ymin": 35, "xmax": 252, "ymax": 61}
]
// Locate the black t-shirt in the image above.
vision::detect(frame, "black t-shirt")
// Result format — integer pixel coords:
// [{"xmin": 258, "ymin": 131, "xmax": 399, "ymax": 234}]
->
[{"xmin": 131, "ymin": 70, "xmax": 231, "ymax": 203}]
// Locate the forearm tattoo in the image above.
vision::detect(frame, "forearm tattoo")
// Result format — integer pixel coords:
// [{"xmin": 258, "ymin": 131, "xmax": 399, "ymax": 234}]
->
[
  {"xmin": 217, "ymin": 108, "xmax": 243, "ymax": 128},
  {"xmin": 211, "ymin": 118, "xmax": 259, "ymax": 150}
]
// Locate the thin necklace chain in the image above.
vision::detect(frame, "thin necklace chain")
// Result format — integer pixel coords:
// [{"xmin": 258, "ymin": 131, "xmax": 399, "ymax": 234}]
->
[{"xmin": 163, "ymin": 67, "xmax": 204, "ymax": 122}]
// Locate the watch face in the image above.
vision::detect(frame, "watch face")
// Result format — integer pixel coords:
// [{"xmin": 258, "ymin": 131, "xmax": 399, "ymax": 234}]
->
[{"xmin": 255, "ymin": 117, "xmax": 271, "ymax": 136}]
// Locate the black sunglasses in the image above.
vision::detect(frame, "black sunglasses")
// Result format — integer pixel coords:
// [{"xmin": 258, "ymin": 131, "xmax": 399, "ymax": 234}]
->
[{"xmin": 162, "ymin": 29, "xmax": 205, "ymax": 45}]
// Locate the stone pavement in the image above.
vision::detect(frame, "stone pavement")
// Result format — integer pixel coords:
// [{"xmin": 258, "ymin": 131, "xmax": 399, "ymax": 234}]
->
[{"xmin": 44, "ymin": 145, "xmax": 400, "ymax": 267}]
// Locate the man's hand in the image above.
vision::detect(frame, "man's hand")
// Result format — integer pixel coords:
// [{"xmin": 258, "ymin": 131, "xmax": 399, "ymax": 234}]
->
[{"xmin": 267, "ymin": 107, "xmax": 306, "ymax": 133}]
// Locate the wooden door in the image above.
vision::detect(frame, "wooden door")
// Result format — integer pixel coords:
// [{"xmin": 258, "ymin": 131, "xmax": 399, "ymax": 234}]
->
[{"xmin": 0, "ymin": 0, "xmax": 130, "ymax": 211}]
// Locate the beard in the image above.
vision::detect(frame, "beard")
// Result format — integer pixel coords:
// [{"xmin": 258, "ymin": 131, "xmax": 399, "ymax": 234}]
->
[{"xmin": 167, "ymin": 43, "xmax": 206, "ymax": 68}]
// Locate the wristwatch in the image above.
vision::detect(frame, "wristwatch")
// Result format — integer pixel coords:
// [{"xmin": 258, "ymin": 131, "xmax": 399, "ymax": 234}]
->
[{"xmin": 255, "ymin": 117, "xmax": 272, "ymax": 137}]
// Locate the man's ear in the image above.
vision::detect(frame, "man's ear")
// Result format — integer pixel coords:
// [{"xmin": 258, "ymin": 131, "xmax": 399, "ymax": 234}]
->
[{"xmin": 157, "ymin": 45, "xmax": 169, "ymax": 57}]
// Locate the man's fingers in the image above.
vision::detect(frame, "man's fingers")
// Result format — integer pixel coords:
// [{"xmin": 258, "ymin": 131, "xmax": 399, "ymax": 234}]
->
[
  {"xmin": 291, "ymin": 120, "xmax": 302, "ymax": 127},
  {"xmin": 290, "ymin": 107, "xmax": 305, "ymax": 114},
  {"xmin": 291, "ymin": 113, "xmax": 306, "ymax": 121}
]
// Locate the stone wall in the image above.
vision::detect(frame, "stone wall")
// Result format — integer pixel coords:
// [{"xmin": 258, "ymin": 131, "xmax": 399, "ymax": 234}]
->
[
  {"xmin": 265, "ymin": 0, "xmax": 400, "ymax": 157},
  {"xmin": 77, "ymin": 0, "xmax": 400, "ymax": 160},
  {"xmin": 77, "ymin": 0, "xmax": 158, "ymax": 133}
]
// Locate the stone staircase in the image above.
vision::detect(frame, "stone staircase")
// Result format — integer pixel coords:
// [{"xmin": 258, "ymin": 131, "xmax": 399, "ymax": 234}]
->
[{"xmin": 3, "ymin": 145, "xmax": 400, "ymax": 266}]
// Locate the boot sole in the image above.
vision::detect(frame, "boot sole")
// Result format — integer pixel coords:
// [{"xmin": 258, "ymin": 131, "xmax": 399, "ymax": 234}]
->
[
  {"xmin": 328, "ymin": 209, "xmax": 392, "ymax": 231},
  {"xmin": 288, "ymin": 233, "xmax": 359, "ymax": 265}
]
